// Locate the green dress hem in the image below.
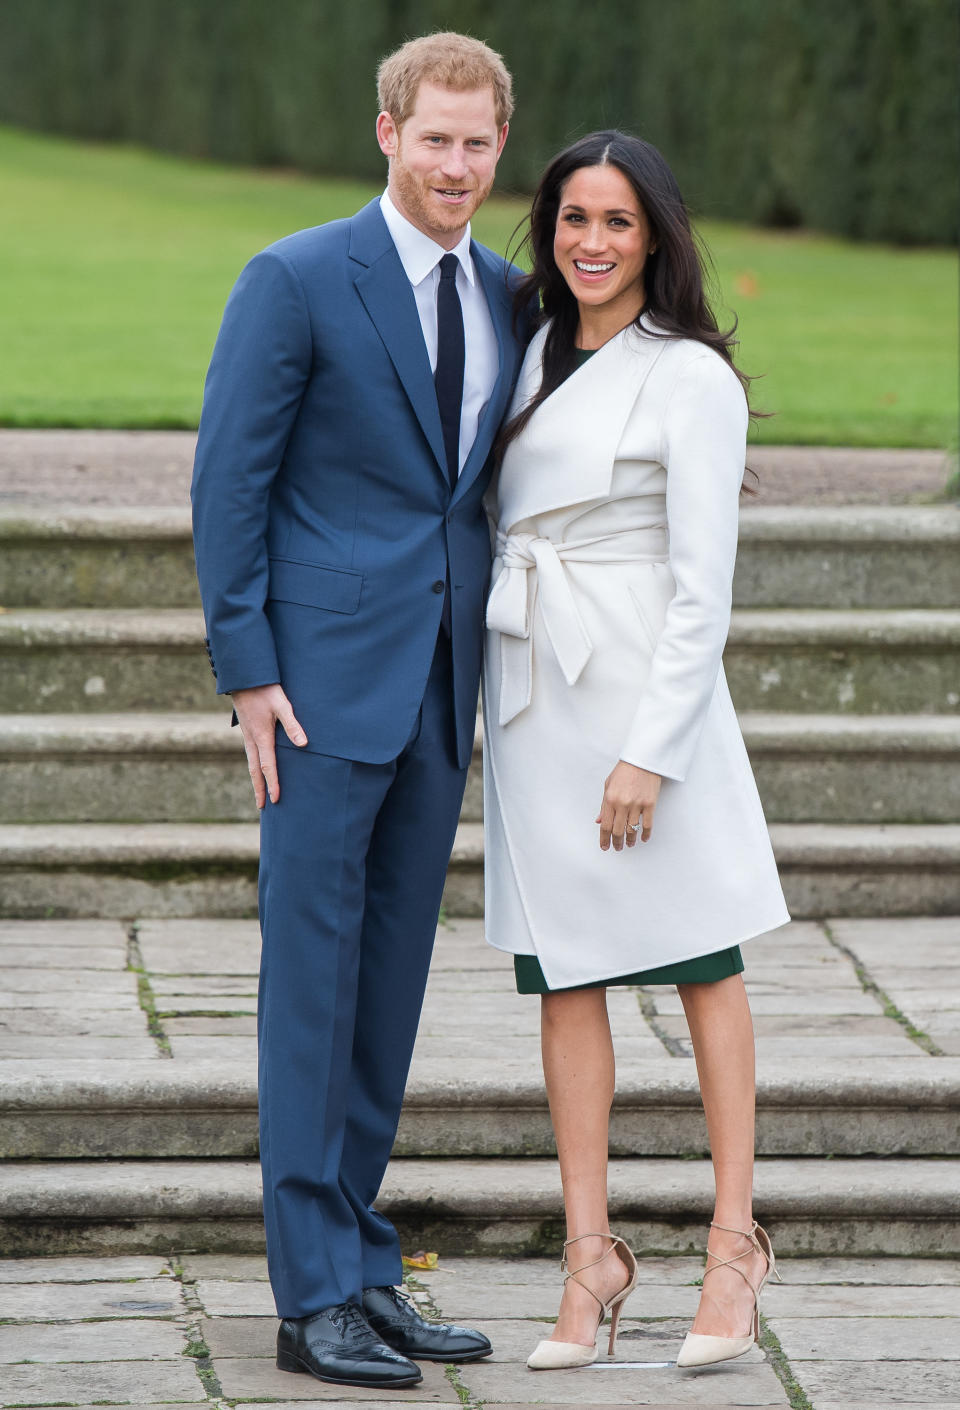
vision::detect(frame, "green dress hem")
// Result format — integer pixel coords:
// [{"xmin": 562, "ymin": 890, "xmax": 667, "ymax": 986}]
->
[{"xmin": 514, "ymin": 946, "xmax": 744, "ymax": 995}]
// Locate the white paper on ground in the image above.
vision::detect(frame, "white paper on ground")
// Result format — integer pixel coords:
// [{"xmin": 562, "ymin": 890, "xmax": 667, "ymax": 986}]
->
[{"xmin": 586, "ymin": 1360, "xmax": 674, "ymax": 1370}]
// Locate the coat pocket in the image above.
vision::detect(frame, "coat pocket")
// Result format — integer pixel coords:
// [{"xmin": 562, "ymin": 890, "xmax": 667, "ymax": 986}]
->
[
  {"xmin": 626, "ymin": 582, "xmax": 661, "ymax": 652},
  {"xmin": 267, "ymin": 557, "xmax": 363, "ymax": 614}
]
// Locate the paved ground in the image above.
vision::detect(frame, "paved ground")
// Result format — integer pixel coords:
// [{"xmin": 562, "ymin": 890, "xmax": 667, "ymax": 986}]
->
[
  {"xmin": 0, "ymin": 430, "xmax": 953, "ymax": 508},
  {"xmin": 0, "ymin": 1251, "xmax": 958, "ymax": 1408},
  {"xmin": 2, "ymin": 915, "xmax": 960, "ymax": 1405},
  {"xmin": 2, "ymin": 913, "xmax": 956, "ymax": 1071}
]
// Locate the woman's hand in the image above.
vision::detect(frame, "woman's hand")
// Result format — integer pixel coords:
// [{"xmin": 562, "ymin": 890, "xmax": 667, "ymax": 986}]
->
[{"xmin": 596, "ymin": 761, "xmax": 662, "ymax": 851}]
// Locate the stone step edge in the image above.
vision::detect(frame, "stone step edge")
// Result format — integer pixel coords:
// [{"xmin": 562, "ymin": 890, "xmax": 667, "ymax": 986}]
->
[
  {"xmin": 2, "ymin": 503, "xmax": 958, "ymax": 542},
  {"xmin": 2, "ymin": 1058, "xmax": 956, "ymax": 1114},
  {"xmin": 1, "ymin": 821, "xmax": 958, "ymax": 867},
  {"xmin": 3, "ymin": 607, "xmax": 960, "ymax": 647},
  {"xmin": 1, "ymin": 712, "xmax": 959, "ymax": 758},
  {"xmin": 1, "ymin": 1157, "xmax": 956, "ymax": 1221}
]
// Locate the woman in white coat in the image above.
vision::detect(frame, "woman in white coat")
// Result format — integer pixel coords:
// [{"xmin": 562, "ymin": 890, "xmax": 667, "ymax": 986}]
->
[{"xmin": 483, "ymin": 131, "xmax": 790, "ymax": 1372}]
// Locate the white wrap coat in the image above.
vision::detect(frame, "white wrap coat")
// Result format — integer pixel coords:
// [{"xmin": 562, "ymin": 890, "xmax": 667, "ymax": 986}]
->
[{"xmin": 482, "ymin": 319, "xmax": 789, "ymax": 989}]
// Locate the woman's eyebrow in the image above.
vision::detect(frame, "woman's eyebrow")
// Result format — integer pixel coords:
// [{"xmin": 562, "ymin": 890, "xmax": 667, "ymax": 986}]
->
[{"xmin": 559, "ymin": 202, "xmax": 636, "ymax": 216}]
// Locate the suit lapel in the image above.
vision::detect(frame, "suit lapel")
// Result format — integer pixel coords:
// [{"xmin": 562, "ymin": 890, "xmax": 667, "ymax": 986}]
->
[{"xmin": 350, "ymin": 201, "xmax": 447, "ymax": 477}]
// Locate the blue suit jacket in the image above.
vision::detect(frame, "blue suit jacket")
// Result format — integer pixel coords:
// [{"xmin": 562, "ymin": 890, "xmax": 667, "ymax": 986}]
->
[{"xmin": 191, "ymin": 198, "xmax": 527, "ymax": 769}]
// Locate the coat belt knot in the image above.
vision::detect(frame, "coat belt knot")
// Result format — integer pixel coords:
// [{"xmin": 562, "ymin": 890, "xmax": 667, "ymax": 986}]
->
[{"xmin": 486, "ymin": 525, "xmax": 668, "ymax": 726}]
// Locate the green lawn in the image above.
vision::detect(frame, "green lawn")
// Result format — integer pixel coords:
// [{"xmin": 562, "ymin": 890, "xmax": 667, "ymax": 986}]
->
[{"xmin": 1, "ymin": 124, "xmax": 956, "ymax": 446}]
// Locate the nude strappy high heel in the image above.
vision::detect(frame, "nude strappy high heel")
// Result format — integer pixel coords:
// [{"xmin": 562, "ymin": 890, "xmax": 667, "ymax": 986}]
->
[
  {"xmin": 676, "ymin": 1220, "xmax": 781, "ymax": 1368},
  {"xmin": 527, "ymin": 1233, "xmax": 639, "ymax": 1370}
]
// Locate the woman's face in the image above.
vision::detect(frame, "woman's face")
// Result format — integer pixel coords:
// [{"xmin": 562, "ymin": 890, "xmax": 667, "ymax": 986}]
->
[{"xmin": 553, "ymin": 164, "xmax": 655, "ymax": 320}]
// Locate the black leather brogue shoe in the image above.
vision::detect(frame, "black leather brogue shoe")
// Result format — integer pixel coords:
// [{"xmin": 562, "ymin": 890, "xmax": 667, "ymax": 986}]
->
[
  {"xmin": 276, "ymin": 1302, "xmax": 422, "ymax": 1387},
  {"xmin": 362, "ymin": 1284, "xmax": 493, "ymax": 1363}
]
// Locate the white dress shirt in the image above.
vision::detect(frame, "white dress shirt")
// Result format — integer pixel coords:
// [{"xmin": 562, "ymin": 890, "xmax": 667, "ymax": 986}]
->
[{"xmin": 380, "ymin": 190, "xmax": 499, "ymax": 474}]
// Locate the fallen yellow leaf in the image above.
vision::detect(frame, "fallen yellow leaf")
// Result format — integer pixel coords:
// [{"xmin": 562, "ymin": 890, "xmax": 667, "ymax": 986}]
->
[{"xmin": 401, "ymin": 1250, "xmax": 439, "ymax": 1270}]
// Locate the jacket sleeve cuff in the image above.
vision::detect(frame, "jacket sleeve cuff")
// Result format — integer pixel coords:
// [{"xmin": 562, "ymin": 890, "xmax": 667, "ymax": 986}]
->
[{"xmin": 210, "ymin": 620, "xmax": 281, "ymax": 697}]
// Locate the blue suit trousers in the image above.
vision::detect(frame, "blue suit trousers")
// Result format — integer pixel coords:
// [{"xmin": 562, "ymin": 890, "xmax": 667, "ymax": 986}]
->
[{"xmin": 257, "ymin": 633, "xmax": 467, "ymax": 1317}]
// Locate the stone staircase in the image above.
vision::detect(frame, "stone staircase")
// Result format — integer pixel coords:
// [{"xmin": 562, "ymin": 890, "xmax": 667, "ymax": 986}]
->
[
  {"xmin": 0, "ymin": 501, "xmax": 958, "ymax": 918},
  {"xmin": 0, "ymin": 442, "xmax": 958, "ymax": 1257}
]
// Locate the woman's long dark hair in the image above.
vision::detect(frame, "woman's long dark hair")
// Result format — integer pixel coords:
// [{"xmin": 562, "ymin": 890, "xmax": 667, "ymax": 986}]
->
[{"xmin": 500, "ymin": 130, "xmax": 761, "ymax": 461}]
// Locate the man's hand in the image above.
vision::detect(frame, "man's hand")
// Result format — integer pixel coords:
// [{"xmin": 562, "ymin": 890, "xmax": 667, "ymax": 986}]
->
[
  {"xmin": 596, "ymin": 761, "xmax": 661, "ymax": 852},
  {"xmin": 232, "ymin": 685, "xmax": 308, "ymax": 808}
]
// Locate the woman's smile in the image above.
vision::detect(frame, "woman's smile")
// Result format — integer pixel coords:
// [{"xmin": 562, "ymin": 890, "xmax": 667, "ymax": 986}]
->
[{"xmin": 553, "ymin": 163, "xmax": 656, "ymax": 340}]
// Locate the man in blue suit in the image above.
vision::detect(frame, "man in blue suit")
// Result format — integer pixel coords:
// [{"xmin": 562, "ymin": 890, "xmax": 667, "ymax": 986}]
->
[{"xmin": 191, "ymin": 32, "xmax": 525, "ymax": 1392}]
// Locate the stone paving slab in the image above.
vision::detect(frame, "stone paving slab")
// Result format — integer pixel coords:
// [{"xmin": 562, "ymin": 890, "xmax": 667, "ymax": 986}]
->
[
  {"xmin": 153, "ymin": 993, "xmax": 258, "ymax": 1013},
  {"xmin": 0, "ymin": 1316, "xmax": 186, "ymax": 1361},
  {"xmin": 0, "ymin": 1034, "xmax": 158, "ymax": 1057},
  {"xmin": 769, "ymin": 1314, "xmax": 960, "ymax": 1360},
  {"xmin": 469, "ymin": 1315, "xmax": 693, "ymax": 1360},
  {"xmin": 656, "ymin": 1011, "xmax": 904, "ymax": 1037},
  {"xmin": 764, "ymin": 1281, "xmax": 960, "ymax": 1315},
  {"xmin": 878, "ymin": 987, "xmax": 960, "ymax": 1012},
  {"xmin": 752, "ymin": 1035, "xmax": 923, "ymax": 1059},
  {"xmin": 0, "ymin": 1278, "xmax": 185, "ymax": 1321},
  {"xmin": 194, "ymin": 1277, "xmax": 276, "ymax": 1316},
  {"xmin": 456, "ymin": 1359, "xmax": 788, "ymax": 1404},
  {"xmin": 0, "ymin": 1004, "xmax": 147, "ymax": 1028},
  {"xmin": 167, "ymin": 1035, "xmax": 257, "ymax": 1062},
  {"xmin": 181, "ymin": 1253, "xmax": 270, "ymax": 1280},
  {"xmin": 774, "ymin": 1256, "xmax": 960, "ymax": 1285},
  {"xmin": 0, "ymin": 944, "xmax": 126, "ymax": 968},
  {"xmin": 151, "ymin": 974, "xmax": 258, "ymax": 994},
  {"xmin": 0, "ymin": 1360, "xmax": 205, "ymax": 1404},
  {"xmin": 0, "ymin": 967, "xmax": 137, "ymax": 993},
  {"xmin": 213, "ymin": 1355, "xmax": 458, "ymax": 1401},
  {"xmin": 0, "ymin": 918, "xmax": 130, "ymax": 944},
  {"xmin": 796, "ymin": 1360, "xmax": 960, "ymax": 1401},
  {"xmin": 200, "ymin": 1314, "xmax": 277, "ymax": 1356},
  {"xmin": 0, "ymin": 1255, "xmax": 170, "ymax": 1282},
  {"xmin": 649, "ymin": 989, "xmax": 884, "ymax": 1016},
  {"xmin": 0, "ymin": 991, "xmax": 140, "ymax": 1011},
  {"xmin": 816, "ymin": 1404, "xmax": 960, "ymax": 1410},
  {"xmin": 136, "ymin": 917, "xmax": 262, "ymax": 974},
  {"xmin": 163, "ymin": 1014, "xmax": 258, "ymax": 1035},
  {"xmin": 4, "ymin": 1253, "xmax": 960, "ymax": 1409}
]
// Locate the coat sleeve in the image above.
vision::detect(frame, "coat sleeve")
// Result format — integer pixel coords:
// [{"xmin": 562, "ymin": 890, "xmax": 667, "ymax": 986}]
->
[
  {"xmin": 618, "ymin": 349, "xmax": 748, "ymax": 781},
  {"xmin": 190, "ymin": 248, "xmax": 312, "ymax": 695}
]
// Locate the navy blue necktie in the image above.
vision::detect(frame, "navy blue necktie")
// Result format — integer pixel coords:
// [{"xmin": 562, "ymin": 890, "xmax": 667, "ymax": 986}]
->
[{"xmin": 435, "ymin": 252, "xmax": 464, "ymax": 490}]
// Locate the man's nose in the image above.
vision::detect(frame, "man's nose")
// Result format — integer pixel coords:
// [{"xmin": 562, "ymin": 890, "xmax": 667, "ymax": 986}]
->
[{"xmin": 440, "ymin": 146, "xmax": 469, "ymax": 179}]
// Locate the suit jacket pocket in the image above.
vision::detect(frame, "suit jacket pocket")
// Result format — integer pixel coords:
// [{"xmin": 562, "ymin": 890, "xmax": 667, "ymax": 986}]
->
[{"xmin": 267, "ymin": 557, "xmax": 363, "ymax": 614}]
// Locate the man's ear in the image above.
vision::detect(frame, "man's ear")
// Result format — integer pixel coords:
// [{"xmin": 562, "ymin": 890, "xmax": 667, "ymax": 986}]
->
[
  {"xmin": 495, "ymin": 121, "xmax": 509, "ymax": 160},
  {"xmin": 376, "ymin": 111, "xmax": 399, "ymax": 158}
]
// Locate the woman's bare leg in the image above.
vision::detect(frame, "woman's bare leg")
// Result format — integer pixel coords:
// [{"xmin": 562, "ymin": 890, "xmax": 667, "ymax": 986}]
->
[
  {"xmin": 540, "ymin": 987, "xmax": 633, "ymax": 1345},
  {"xmin": 677, "ymin": 974, "xmax": 770, "ymax": 1337}
]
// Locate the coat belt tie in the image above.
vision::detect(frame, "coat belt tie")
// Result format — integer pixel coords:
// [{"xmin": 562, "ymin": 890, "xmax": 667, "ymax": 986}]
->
[{"xmin": 486, "ymin": 526, "xmax": 669, "ymax": 726}]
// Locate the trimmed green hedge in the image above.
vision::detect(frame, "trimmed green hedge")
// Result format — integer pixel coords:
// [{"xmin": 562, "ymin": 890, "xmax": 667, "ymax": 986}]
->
[{"xmin": 1, "ymin": 0, "xmax": 956, "ymax": 243}]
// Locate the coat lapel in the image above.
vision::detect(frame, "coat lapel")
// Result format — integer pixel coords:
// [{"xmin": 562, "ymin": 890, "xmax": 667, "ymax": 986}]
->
[
  {"xmin": 349, "ymin": 200, "xmax": 448, "ymax": 477},
  {"xmin": 497, "ymin": 321, "xmax": 669, "ymax": 529},
  {"xmin": 451, "ymin": 243, "xmax": 522, "ymax": 504}
]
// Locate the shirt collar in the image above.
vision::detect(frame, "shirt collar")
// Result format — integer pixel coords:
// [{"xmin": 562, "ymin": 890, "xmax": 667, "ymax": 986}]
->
[{"xmin": 380, "ymin": 189, "xmax": 475, "ymax": 287}]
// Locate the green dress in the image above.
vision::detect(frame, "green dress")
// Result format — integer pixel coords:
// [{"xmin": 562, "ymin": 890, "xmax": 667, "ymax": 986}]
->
[{"xmin": 512, "ymin": 347, "xmax": 744, "ymax": 996}]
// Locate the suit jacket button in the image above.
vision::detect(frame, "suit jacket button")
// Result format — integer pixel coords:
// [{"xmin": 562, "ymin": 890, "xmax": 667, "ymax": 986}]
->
[{"xmin": 432, "ymin": 580, "xmax": 445, "ymax": 593}]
